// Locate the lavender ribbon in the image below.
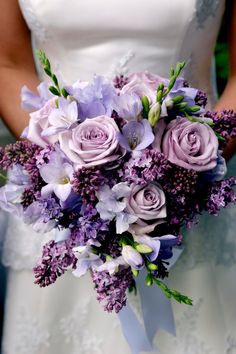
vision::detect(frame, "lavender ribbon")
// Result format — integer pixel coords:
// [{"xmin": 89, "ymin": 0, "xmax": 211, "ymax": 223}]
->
[{"xmin": 118, "ymin": 247, "xmax": 184, "ymax": 354}]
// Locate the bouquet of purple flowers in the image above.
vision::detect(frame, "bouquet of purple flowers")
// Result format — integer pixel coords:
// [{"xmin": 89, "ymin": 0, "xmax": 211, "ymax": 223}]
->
[{"xmin": 1, "ymin": 51, "xmax": 236, "ymax": 313}]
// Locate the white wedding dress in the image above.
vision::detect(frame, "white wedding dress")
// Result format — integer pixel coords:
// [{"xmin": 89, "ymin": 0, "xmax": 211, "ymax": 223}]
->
[{"xmin": 1, "ymin": 0, "xmax": 236, "ymax": 353}]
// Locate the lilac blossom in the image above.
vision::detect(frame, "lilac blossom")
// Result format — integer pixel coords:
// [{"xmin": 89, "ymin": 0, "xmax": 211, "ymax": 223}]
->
[
  {"xmin": 34, "ymin": 237, "xmax": 77, "ymax": 287},
  {"xmin": 117, "ymin": 120, "xmax": 154, "ymax": 153},
  {"xmin": 73, "ymin": 204, "xmax": 109, "ymax": 244},
  {"xmin": 92, "ymin": 268, "xmax": 133, "ymax": 313},
  {"xmin": 96, "ymin": 183, "xmax": 138, "ymax": 234},
  {"xmin": 42, "ymin": 98, "xmax": 79, "ymax": 137},
  {"xmin": 206, "ymin": 177, "xmax": 236, "ymax": 215},
  {"xmin": 39, "ymin": 150, "xmax": 74, "ymax": 202},
  {"xmin": 121, "ymin": 148, "xmax": 171, "ymax": 185}
]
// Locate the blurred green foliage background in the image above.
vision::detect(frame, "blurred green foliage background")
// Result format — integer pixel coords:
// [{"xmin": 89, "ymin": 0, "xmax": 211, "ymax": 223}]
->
[{"xmin": 215, "ymin": 0, "xmax": 230, "ymax": 95}]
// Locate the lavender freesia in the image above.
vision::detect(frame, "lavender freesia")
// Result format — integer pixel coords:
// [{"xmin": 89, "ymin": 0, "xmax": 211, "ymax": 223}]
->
[
  {"xmin": 39, "ymin": 150, "xmax": 74, "ymax": 202},
  {"xmin": 118, "ymin": 119, "xmax": 154, "ymax": 153},
  {"xmin": 42, "ymin": 98, "xmax": 79, "ymax": 137}
]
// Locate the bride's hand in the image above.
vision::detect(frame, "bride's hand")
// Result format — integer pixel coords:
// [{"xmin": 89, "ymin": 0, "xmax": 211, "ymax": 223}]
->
[{"xmin": 0, "ymin": 0, "xmax": 39, "ymax": 139}]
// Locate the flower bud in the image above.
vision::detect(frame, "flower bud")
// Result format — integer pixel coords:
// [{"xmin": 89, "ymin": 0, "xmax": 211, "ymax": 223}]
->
[
  {"xmin": 148, "ymin": 102, "xmax": 161, "ymax": 127},
  {"xmin": 121, "ymin": 245, "xmax": 144, "ymax": 270},
  {"xmin": 135, "ymin": 243, "xmax": 152, "ymax": 254}
]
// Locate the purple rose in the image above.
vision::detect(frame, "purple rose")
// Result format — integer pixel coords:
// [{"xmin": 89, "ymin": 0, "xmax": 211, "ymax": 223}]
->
[
  {"xmin": 59, "ymin": 115, "xmax": 120, "ymax": 169},
  {"xmin": 161, "ymin": 117, "xmax": 218, "ymax": 171},
  {"xmin": 121, "ymin": 71, "xmax": 167, "ymax": 104},
  {"xmin": 25, "ymin": 99, "xmax": 58, "ymax": 147},
  {"xmin": 125, "ymin": 182, "xmax": 166, "ymax": 235}
]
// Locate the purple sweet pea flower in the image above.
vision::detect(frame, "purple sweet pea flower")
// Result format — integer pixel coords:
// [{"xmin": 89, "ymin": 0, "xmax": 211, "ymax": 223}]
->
[
  {"xmin": 96, "ymin": 183, "xmax": 138, "ymax": 234},
  {"xmin": 21, "ymin": 82, "xmax": 54, "ymax": 112},
  {"xmin": 23, "ymin": 201, "xmax": 57, "ymax": 233},
  {"xmin": 113, "ymin": 93, "xmax": 142, "ymax": 121},
  {"xmin": 0, "ymin": 184, "xmax": 24, "ymax": 214},
  {"xmin": 66, "ymin": 75, "xmax": 116, "ymax": 120},
  {"xmin": 0, "ymin": 165, "xmax": 30, "ymax": 214},
  {"xmin": 121, "ymin": 245, "xmax": 144, "ymax": 270},
  {"xmin": 39, "ymin": 150, "xmax": 74, "ymax": 202},
  {"xmin": 118, "ymin": 120, "xmax": 154, "ymax": 153},
  {"xmin": 134, "ymin": 234, "xmax": 177, "ymax": 262},
  {"xmin": 42, "ymin": 98, "xmax": 79, "ymax": 137}
]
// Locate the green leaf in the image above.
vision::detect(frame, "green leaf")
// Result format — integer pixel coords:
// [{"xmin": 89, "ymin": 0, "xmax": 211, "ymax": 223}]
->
[
  {"xmin": 153, "ymin": 278, "xmax": 193, "ymax": 305},
  {"xmin": 61, "ymin": 88, "xmax": 69, "ymax": 98},
  {"xmin": 0, "ymin": 172, "xmax": 8, "ymax": 183},
  {"xmin": 49, "ymin": 86, "xmax": 61, "ymax": 96}
]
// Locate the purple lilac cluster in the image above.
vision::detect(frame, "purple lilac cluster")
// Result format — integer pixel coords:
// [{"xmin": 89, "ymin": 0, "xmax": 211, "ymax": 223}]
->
[
  {"xmin": 1, "ymin": 55, "xmax": 236, "ymax": 312},
  {"xmin": 121, "ymin": 149, "xmax": 171, "ymax": 185},
  {"xmin": 206, "ymin": 110, "xmax": 236, "ymax": 147},
  {"xmin": 206, "ymin": 177, "xmax": 236, "ymax": 215},
  {"xmin": 34, "ymin": 236, "xmax": 77, "ymax": 287},
  {"xmin": 92, "ymin": 268, "xmax": 133, "ymax": 313},
  {"xmin": 72, "ymin": 204, "xmax": 109, "ymax": 244}
]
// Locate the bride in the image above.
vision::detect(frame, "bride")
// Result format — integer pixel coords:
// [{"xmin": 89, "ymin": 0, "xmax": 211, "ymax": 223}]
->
[{"xmin": 0, "ymin": 0, "xmax": 236, "ymax": 353}]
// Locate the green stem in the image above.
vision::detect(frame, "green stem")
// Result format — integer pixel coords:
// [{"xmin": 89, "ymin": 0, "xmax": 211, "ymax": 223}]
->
[{"xmin": 0, "ymin": 172, "xmax": 7, "ymax": 182}]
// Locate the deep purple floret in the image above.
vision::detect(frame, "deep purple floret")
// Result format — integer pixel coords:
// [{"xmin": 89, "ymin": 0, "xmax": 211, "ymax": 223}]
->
[
  {"xmin": 34, "ymin": 236, "xmax": 77, "ymax": 287},
  {"xmin": 113, "ymin": 75, "xmax": 129, "ymax": 90},
  {"xmin": 121, "ymin": 149, "xmax": 171, "ymax": 185},
  {"xmin": 72, "ymin": 167, "xmax": 107, "ymax": 202},
  {"xmin": 0, "ymin": 141, "xmax": 42, "ymax": 170},
  {"xmin": 39, "ymin": 196, "xmax": 63, "ymax": 223},
  {"xmin": 92, "ymin": 268, "xmax": 133, "ymax": 313},
  {"xmin": 206, "ymin": 177, "xmax": 236, "ymax": 215},
  {"xmin": 71, "ymin": 204, "xmax": 109, "ymax": 244},
  {"xmin": 206, "ymin": 110, "xmax": 236, "ymax": 147},
  {"xmin": 162, "ymin": 165, "xmax": 200, "ymax": 230},
  {"xmin": 195, "ymin": 89, "xmax": 207, "ymax": 108},
  {"xmin": 36, "ymin": 144, "xmax": 56, "ymax": 167}
]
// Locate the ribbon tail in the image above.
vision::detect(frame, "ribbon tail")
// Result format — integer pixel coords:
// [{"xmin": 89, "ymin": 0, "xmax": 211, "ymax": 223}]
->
[
  {"xmin": 118, "ymin": 246, "xmax": 184, "ymax": 354},
  {"xmin": 136, "ymin": 271, "xmax": 176, "ymax": 342},
  {"xmin": 118, "ymin": 301, "xmax": 156, "ymax": 354}
]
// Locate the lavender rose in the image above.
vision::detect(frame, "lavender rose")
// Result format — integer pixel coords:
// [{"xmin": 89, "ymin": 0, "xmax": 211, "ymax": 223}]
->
[
  {"xmin": 59, "ymin": 115, "xmax": 120, "ymax": 169},
  {"xmin": 161, "ymin": 117, "xmax": 218, "ymax": 172},
  {"xmin": 121, "ymin": 72, "xmax": 167, "ymax": 104},
  {"xmin": 125, "ymin": 182, "xmax": 167, "ymax": 235},
  {"xmin": 25, "ymin": 99, "xmax": 58, "ymax": 147}
]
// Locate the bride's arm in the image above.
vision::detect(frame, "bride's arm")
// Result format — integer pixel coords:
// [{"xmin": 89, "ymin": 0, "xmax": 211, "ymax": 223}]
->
[
  {"xmin": 215, "ymin": 1, "xmax": 236, "ymax": 160},
  {"xmin": 0, "ymin": 0, "xmax": 39, "ymax": 139}
]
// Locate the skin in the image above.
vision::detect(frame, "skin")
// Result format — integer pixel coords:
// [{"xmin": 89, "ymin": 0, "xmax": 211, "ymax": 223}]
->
[{"xmin": 0, "ymin": 0, "xmax": 235, "ymax": 159}]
